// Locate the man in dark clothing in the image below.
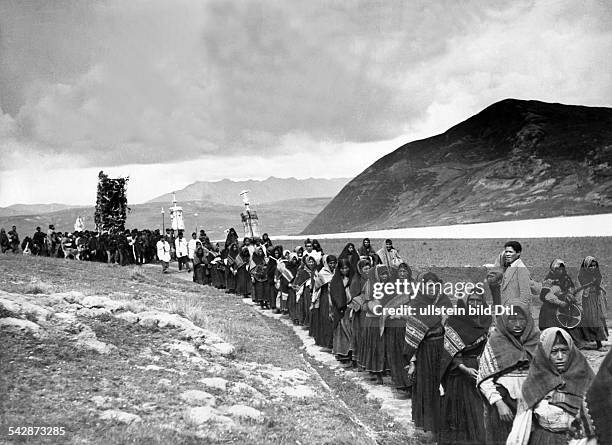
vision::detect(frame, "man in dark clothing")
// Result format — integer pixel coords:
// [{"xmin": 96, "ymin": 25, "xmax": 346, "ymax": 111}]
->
[
  {"xmin": 32, "ymin": 227, "xmax": 46, "ymax": 256},
  {"xmin": 8, "ymin": 225, "xmax": 20, "ymax": 253}
]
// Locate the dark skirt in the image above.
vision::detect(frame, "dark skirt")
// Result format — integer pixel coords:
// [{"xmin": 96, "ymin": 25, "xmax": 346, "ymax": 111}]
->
[
  {"xmin": 352, "ymin": 310, "xmax": 365, "ymax": 367},
  {"xmin": 252, "ymin": 280, "xmax": 266, "ymax": 303},
  {"xmin": 202, "ymin": 265, "xmax": 212, "ymax": 285},
  {"xmin": 193, "ymin": 264, "xmax": 206, "ymax": 285},
  {"xmin": 384, "ymin": 321, "xmax": 412, "ymax": 388},
  {"xmin": 236, "ymin": 266, "xmax": 251, "ymax": 297},
  {"xmin": 309, "ymin": 306, "xmax": 319, "ymax": 338},
  {"xmin": 483, "ymin": 384, "xmax": 516, "ymax": 445},
  {"xmin": 297, "ymin": 288, "xmax": 312, "ymax": 327},
  {"xmin": 361, "ymin": 316, "xmax": 388, "ymax": 373},
  {"xmin": 210, "ymin": 267, "xmax": 219, "ymax": 287},
  {"xmin": 579, "ymin": 292, "xmax": 608, "ymax": 342},
  {"xmin": 412, "ymin": 337, "xmax": 443, "ymax": 434},
  {"xmin": 265, "ymin": 282, "xmax": 276, "ymax": 309},
  {"xmin": 216, "ymin": 268, "xmax": 225, "ymax": 289},
  {"xmin": 538, "ymin": 302, "xmax": 561, "ymax": 330},
  {"xmin": 288, "ymin": 288, "xmax": 298, "ymax": 321},
  {"xmin": 333, "ymin": 310, "xmax": 352, "ymax": 358},
  {"xmin": 316, "ymin": 288, "xmax": 334, "ymax": 348},
  {"xmin": 225, "ymin": 267, "xmax": 236, "ymax": 292},
  {"xmin": 438, "ymin": 356, "xmax": 485, "ymax": 445}
]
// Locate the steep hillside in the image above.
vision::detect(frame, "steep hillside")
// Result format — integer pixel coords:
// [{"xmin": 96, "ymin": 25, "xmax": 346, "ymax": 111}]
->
[{"xmin": 303, "ymin": 99, "xmax": 612, "ymax": 234}]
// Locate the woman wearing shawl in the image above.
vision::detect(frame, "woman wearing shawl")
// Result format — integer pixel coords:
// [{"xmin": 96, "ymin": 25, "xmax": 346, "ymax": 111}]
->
[
  {"xmin": 514, "ymin": 327, "xmax": 595, "ymax": 445},
  {"xmin": 250, "ymin": 246, "xmax": 269, "ymax": 308},
  {"xmin": 380, "ymin": 262, "xmax": 415, "ymax": 395},
  {"xmin": 235, "ymin": 246, "xmax": 252, "ymax": 298},
  {"xmin": 266, "ymin": 246, "xmax": 282, "ymax": 312},
  {"xmin": 262, "ymin": 233, "xmax": 273, "ymax": 249},
  {"xmin": 224, "ymin": 243, "xmax": 239, "ymax": 294},
  {"xmin": 350, "ymin": 258, "xmax": 372, "ymax": 370},
  {"xmin": 585, "ymin": 348, "xmax": 612, "ymax": 445},
  {"xmin": 209, "ymin": 247, "xmax": 222, "ymax": 288},
  {"xmin": 405, "ymin": 272, "xmax": 453, "ymax": 434},
  {"xmin": 538, "ymin": 259, "xmax": 576, "ymax": 332},
  {"xmin": 361, "ymin": 264, "xmax": 396, "ymax": 384},
  {"xmin": 338, "ymin": 243, "xmax": 360, "ymax": 271},
  {"xmin": 276, "ymin": 251, "xmax": 296, "ymax": 315},
  {"xmin": 0, "ymin": 228, "xmax": 9, "ymax": 253},
  {"xmin": 215, "ymin": 245, "xmax": 227, "ymax": 289},
  {"xmin": 438, "ymin": 292, "xmax": 491, "ymax": 445},
  {"xmin": 285, "ymin": 253, "xmax": 301, "ymax": 322},
  {"xmin": 477, "ymin": 304, "xmax": 539, "ymax": 444},
  {"xmin": 576, "ymin": 256, "xmax": 608, "ymax": 350},
  {"xmin": 192, "ymin": 246, "xmax": 207, "ymax": 285},
  {"xmin": 292, "ymin": 255, "xmax": 318, "ymax": 327},
  {"xmin": 330, "ymin": 257, "xmax": 362, "ymax": 362},
  {"xmin": 311, "ymin": 255, "xmax": 337, "ymax": 351},
  {"xmin": 224, "ymin": 228, "xmax": 239, "ymax": 249}
]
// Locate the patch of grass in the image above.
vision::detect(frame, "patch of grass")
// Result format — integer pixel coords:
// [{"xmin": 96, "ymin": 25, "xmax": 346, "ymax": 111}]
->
[
  {"xmin": 23, "ymin": 281, "xmax": 54, "ymax": 295},
  {"xmin": 22, "ymin": 311, "xmax": 39, "ymax": 323},
  {"xmin": 0, "ymin": 306, "xmax": 16, "ymax": 318},
  {"xmin": 128, "ymin": 267, "xmax": 148, "ymax": 283}
]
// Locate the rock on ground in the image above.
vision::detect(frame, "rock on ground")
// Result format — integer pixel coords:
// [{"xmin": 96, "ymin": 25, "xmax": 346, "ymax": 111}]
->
[
  {"xmin": 0, "ymin": 317, "xmax": 46, "ymax": 339},
  {"xmin": 222, "ymin": 404, "xmax": 264, "ymax": 423},
  {"xmin": 180, "ymin": 390, "xmax": 216, "ymax": 406},
  {"xmin": 200, "ymin": 377, "xmax": 229, "ymax": 391},
  {"xmin": 99, "ymin": 410, "xmax": 142, "ymax": 424},
  {"xmin": 185, "ymin": 406, "xmax": 234, "ymax": 427},
  {"xmin": 207, "ymin": 342, "xmax": 235, "ymax": 357}
]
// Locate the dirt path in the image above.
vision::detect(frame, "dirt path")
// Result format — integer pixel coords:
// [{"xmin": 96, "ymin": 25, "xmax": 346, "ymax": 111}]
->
[{"xmin": 166, "ymin": 267, "xmax": 434, "ymax": 443}]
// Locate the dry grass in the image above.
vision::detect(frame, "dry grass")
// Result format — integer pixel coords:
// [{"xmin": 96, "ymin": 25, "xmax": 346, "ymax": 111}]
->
[{"xmin": 1, "ymin": 254, "xmax": 411, "ymax": 444}]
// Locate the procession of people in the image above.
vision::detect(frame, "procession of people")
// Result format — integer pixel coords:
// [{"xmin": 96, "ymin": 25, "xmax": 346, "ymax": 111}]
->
[{"xmin": 2, "ymin": 222, "xmax": 610, "ymax": 444}]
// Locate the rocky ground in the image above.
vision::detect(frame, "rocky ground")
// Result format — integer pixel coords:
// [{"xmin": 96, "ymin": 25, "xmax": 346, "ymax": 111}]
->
[{"xmin": 0, "ymin": 255, "xmax": 421, "ymax": 444}]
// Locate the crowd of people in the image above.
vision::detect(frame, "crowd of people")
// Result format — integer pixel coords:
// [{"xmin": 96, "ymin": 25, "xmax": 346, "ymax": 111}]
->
[
  {"xmin": 2, "ymin": 223, "xmax": 611, "ymax": 444},
  {"xmin": 0, "ymin": 224, "xmax": 218, "ymax": 267},
  {"xmin": 188, "ymin": 234, "xmax": 610, "ymax": 445}
]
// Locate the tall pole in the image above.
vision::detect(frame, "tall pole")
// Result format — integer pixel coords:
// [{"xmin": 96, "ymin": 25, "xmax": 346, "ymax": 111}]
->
[
  {"xmin": 161, "ymin": 208, "xmax": 165, "ymax": 233},
  {"xmin": 194, "ymin": 212, "xmax": 198, "ymax": 235}
]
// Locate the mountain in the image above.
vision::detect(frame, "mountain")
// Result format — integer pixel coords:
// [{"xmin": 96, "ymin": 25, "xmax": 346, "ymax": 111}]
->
[
  {"xmin": 303, "ymin": 99, "xmax": 612, "ymax": 234},
  {"xmin": 147, "ymin": 176, "xmax": 351, "ymax": 205},
  {"xmin": 0, "ymin": 197, "xmax": 330, "ymax": 241},
  {"xmin": 0, "ymin": 203, "xmax": 83, "ymax": 218}
]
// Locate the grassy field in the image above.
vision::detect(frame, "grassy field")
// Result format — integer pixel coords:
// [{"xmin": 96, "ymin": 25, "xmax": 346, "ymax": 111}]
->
[{"xmin": 0, "ymin": 254, "xmax": 419, "ymax": 445}]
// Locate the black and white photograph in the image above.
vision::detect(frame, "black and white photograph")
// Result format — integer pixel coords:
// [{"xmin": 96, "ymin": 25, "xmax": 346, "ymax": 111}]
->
[{"xmin": 1, "ymin": 1, "xmax": 611, "ymax": 444}]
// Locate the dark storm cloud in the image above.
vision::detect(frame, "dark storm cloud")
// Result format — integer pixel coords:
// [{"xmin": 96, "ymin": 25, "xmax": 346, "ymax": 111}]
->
[{"xmin": 0, "ymin": 0, "xmax": 611, "ymax": 171}]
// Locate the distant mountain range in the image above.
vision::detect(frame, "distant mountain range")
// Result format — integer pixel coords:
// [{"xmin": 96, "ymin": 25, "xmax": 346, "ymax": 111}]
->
[
  {"xmin": 147, "ymin": 176, "xmax": 351, "ymax": 205},
  {"xmin": 303, "ymin": 99, "xmax": 612, "ymax": 234},
  {"xmin": 0, "ymin": 203, "xmax": 87, "ymax": 218},
  {"xmin": 0, "ymin": 198, "xmax": 331, "ymax": 241},
  {"xmin": 0, "ymin": 176, "xmax": 349, "ymax": 237}
]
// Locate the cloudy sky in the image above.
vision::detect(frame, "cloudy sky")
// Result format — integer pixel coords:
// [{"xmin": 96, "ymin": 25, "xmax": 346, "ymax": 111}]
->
[{"xmin": 1, "ymin": 0, "xmax": 611, "ymax": 206}]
